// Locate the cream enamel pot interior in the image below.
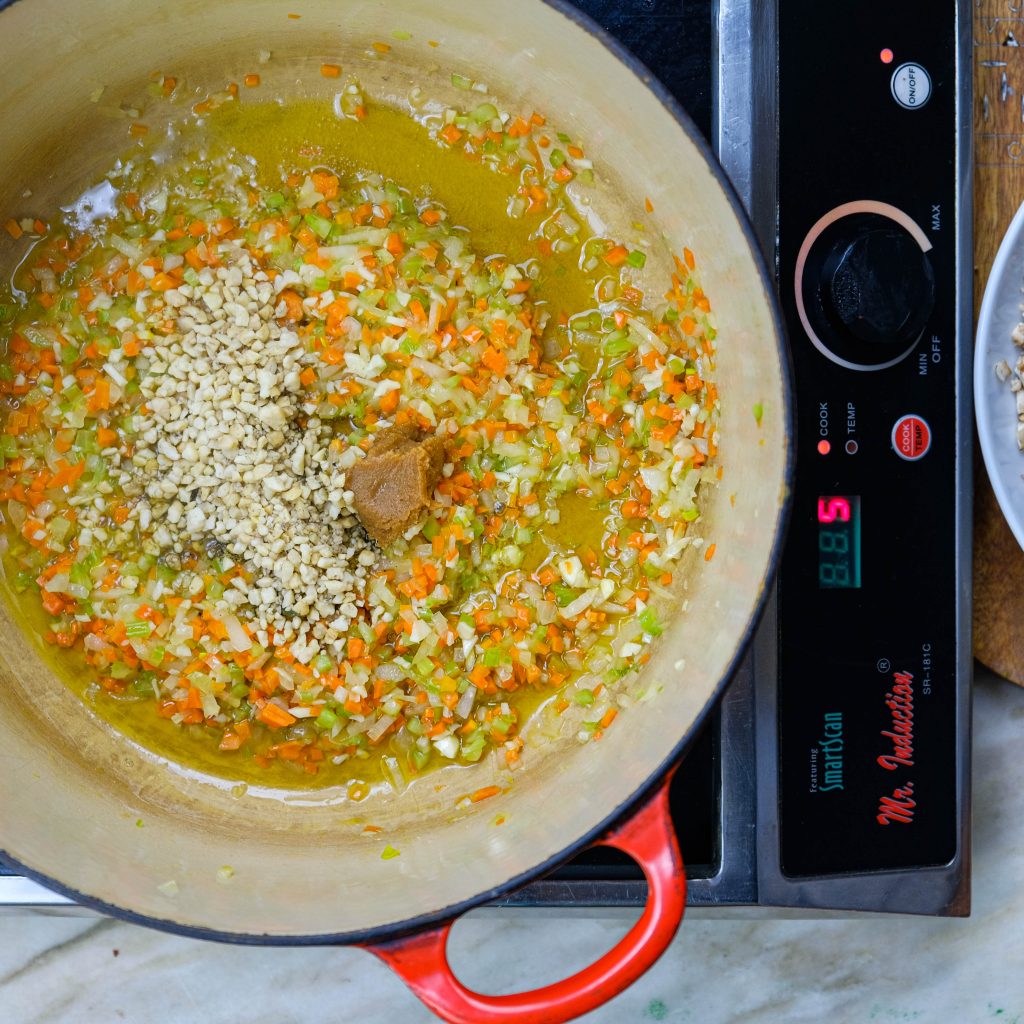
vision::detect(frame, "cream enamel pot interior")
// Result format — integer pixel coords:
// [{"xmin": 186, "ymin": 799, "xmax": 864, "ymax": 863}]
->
[{"xmin": 0, "ymin": 1, "xmax": 790, "ymax": 1019}]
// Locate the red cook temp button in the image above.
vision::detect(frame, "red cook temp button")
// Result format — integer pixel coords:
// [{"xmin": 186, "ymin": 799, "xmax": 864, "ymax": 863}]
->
[{"xmin": 891, "ymin": 414, "xmax": 931, "ymax": 461}]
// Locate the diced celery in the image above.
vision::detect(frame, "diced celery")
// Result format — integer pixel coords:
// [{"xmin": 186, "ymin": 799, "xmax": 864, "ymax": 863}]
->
[
  {"xmin": 482, "ymin": 647, "xmax": 507, "ymax": 667},
  {"xmin": 304, "ymin": 211, "xmax": 333, "ymax": 240},
  {"xmin": 461, "ymin": 731, "xmax": 487, "ymax": 762},
  {"xmin": 12, "ymin": 571, "xmax": 35, "ymax": 593},
  {"xmin": 639, "ymin": 608, "xmax": 662, "ymax": 636},
  {"xmin": 315, "ymin": 708, "xmax": 338, "ymax": 730},
  {"xmin": 490, "ymin": 714, "xmax": 513, "ymax": 736}
]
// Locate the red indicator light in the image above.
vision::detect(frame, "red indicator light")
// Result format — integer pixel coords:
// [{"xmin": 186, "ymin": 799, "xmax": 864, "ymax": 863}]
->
[
  {"xmin": 817, "ymin": 439, "xmax": 831, "ymax": 455},
  {"xmin": 845, "ymin": 439, "xmax": 859, "ymax": 455},
  {"xmin": 818, "ymin": 497, "xmax": 852, "ymax": 524},
  {"xmin": 880, "ymin": 48, "xmax": 894, "ymax": 65}
]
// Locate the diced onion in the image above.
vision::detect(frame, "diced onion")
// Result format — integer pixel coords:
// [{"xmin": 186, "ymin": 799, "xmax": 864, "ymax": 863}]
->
[
  {"xmin": 221, "ymin": 612, "xmax": 252, "ymax": 652},
  {"xmin": 455, "ymin": 685, "xmax": 476, "ymax": 719},
  {"xmin": 367, "ymin": 714, "xmax": 396, "ymax": 742}
]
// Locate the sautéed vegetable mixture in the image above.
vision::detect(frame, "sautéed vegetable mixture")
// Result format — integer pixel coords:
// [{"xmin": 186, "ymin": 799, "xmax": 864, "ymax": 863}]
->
[{"xmin": 0, "ymin": 75, "xmax": 719, "ymax": 789}]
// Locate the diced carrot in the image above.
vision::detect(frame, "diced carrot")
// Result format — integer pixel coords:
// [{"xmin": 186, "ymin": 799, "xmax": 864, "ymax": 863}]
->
[
  {"xmin": 244, "ymin": 73, "xmax": 261, "ymax": 88},
  {"xmin": 4, "ymin": 219, "xmax": 23, "ymax": 240},
  {"xmin": 470, "ymin": 785, "xmax": 501, "ymax": 803},
  {"xmin": 440, "ymin": 123, "xmax": 463, "ymax": 145},
  {"xmin": 258, "ymin": 703, "xmax": 297, "ymax": 728},
  {"xmin": 379, "ymin": 388, "xmax": 400, "ymax": 414},
  {"xmin": 320, "ymin": 63, "xmax": 342, "ymax": 78},
  {"xmin": 507, "ymin": 116, "xmax": 531, "ymax": 138},
  {"xmin": 481, "ymin": 347, "xmax": 507, "ymax": 376},
  {"xmin": 278, "ymin": 289, "xmax": 303, "ymax": 320},
  {"xmin": 150, "ymin": 272, "xmax": 177, "ymax": 291},
  {"xmin": 311, "ymin": 171, "xmax": 340, "ymax": 200},
  {"xmin": 87, "ymin": 378, "xmax": 110, "ymax": 412},
  {"xmin": 219, "ymin": 729, "xmax": 246, "ymax": 751},
  {"xmin": 604, "ymin": 245, "xmax": 629, "ymax": 267},
  {"xmin": 469, "ymin": 664, "xmax": 492, "ymax": 687}
]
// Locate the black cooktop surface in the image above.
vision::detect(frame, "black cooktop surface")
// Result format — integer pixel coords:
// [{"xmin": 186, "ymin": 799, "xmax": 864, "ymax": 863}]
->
[{"xmin": 568, "ymin": 0, "xmax": 713, "ymax": 139}]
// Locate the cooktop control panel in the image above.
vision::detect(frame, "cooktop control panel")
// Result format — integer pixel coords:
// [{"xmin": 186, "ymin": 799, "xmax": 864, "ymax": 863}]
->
[{"xmin": 775, "ymin": 1, "xmax": 963, "ymax": 879}]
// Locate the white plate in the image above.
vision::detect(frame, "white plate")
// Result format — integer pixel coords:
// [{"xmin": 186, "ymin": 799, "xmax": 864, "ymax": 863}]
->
[{"xmin": 976, "ymin": 200, "xmax": 1024, "ymax": 553}]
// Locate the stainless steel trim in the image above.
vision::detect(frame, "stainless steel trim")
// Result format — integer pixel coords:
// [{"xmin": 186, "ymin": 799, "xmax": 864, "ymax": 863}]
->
[
  {"xmin": 696, "ymin": 654, "xmax": 757, "ymax": 905},
  {"xmin": 0, "ymin": 875, "xmax": 74, "ymax": 907},
  {"xmin": 953, "ymin": 0, "xmax": 974, "ymax": 917},
  {"xmin": 714, "ymin": 0, "xmax": 778, "ymax": 259}
]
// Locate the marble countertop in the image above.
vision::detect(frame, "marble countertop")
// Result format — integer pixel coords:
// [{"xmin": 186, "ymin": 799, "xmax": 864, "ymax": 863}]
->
[{"xmin": 1, "ymin": 668, "xmax": 1020, "ymax": 1023}]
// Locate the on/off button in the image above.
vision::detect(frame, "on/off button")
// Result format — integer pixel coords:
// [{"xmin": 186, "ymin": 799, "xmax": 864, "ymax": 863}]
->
[{"xmin": 892, "ymin": 414, "xmax": 931, "ymax": 461}]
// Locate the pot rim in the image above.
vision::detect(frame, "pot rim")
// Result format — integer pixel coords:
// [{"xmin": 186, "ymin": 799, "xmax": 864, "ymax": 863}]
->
[{"xmin": 0, "ymin": 0, "xmax": 795, "ymax": 946}]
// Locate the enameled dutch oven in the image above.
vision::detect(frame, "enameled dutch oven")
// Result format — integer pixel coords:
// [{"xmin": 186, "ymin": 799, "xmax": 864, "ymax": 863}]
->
[{"xmin": 0, "ymin": 1, "xmax": 791, "ymax": 1020}]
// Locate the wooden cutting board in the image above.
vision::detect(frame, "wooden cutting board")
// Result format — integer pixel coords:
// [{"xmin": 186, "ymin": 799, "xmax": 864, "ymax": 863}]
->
[{"xmin": 974, "ymin": 3, "xmax": 1024, "ymax": 684}]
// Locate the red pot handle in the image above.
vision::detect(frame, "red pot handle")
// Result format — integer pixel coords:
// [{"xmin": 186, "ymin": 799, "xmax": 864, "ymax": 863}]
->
[{"xmin": 363, "ymin": 770, "xmax": 684, "ymax": 1024}]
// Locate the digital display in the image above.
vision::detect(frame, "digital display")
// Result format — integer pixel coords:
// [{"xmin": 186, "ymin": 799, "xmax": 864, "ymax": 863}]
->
[{"xmin": 817, "ymin": 495, "xmax": 861, "ymax": 589}]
